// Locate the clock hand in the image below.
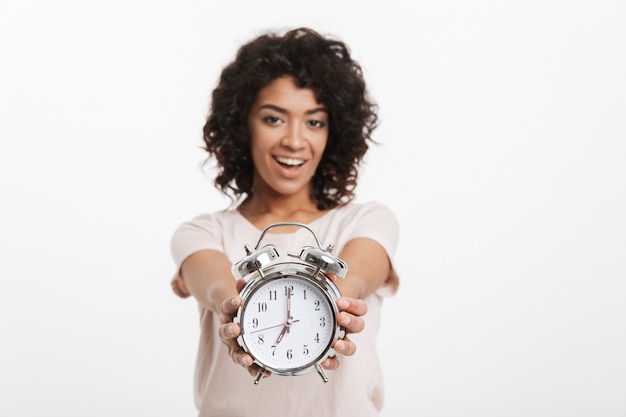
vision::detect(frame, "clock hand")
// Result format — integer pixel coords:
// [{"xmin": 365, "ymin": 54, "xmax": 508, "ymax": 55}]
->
[
  {"xmin": 249, "ymin": 319, "xmax": 300, "ymax": 334},
  {"xmin": 276, "ymin": 289, "xmax": 296, "ymax": 343},
  {"xmin": 286, "ymin": 287, "xmax": 292, "ymax": 334},
  {"xmin": 276, "ymin": 316, "xmax": 295, "ymax": 344},
  {"xmin": 276, "ymin": 324, "xmax": 288, "ymax": 344}
]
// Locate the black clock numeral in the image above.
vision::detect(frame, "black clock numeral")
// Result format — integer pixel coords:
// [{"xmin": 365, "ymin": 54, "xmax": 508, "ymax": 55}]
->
[
  {"xmin": 303, "ymin": 345, "xmax": 309, "ymax": 355},
  {"xmin": 269, "ymin": 290, "xmax": 277, "ymax": 301},
  {"xmin": 271, "ymin": 345, "xmax": 276, "ymax": 356},
  {"xmin": 286, "ymin": 349, "xmax": 293, "ymax": 360},
  {"xmin": 314, "ymin": 300, "xmax": 321, "ymax": 311},
  {"xmin": 314, "ymin": 333, "xmax": 320, "ymax": 343},
  {"xmin": 252, "ymin": 318, "xmax": 259, "ymax": 328},
  {"xmin": 258, "ymin": 302, "xmax": 268, "ymax": 312},
  {"xmin": 319, "ymin": 317, "xmax": 326, "ymax": 327},
  {"xmin": 258, "ymin": 334, "xmax": 265, "ymax": 345},
  {"xmin": 284, "ymin": 285, "xmax": 294, "ymax": 296},
  {"xmin": 302, "ymin": 289, "xmax": 307, "ymax": 300}
]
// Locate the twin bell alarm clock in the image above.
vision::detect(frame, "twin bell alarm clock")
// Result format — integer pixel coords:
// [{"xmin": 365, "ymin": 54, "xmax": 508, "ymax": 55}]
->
[{"xmin": 231, "ymin": 222, "xmax": 348, "ymax": 384}]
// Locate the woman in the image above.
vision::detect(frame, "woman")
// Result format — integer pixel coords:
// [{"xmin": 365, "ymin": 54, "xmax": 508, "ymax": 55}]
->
[{"xmin": 170, "ymin": 27, "xmax": 399, "ymax": 417}]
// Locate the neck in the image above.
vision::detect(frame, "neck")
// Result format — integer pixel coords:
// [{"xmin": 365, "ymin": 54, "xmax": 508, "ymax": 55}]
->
[{"xmin": 238, "ymin": 192, "xmax": 326, "ymax": 231}]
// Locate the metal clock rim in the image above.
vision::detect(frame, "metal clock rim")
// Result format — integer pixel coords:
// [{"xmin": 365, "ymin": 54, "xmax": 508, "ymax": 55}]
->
[{"xmin": 234, "ymin": 262, "xmax": 346, "ymax": 381}]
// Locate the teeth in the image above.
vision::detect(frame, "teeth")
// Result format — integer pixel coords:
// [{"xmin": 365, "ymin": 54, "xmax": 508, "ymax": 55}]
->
[{"xmin": 275, "ymin": 156, "xmax": 304, "ymax": 166}]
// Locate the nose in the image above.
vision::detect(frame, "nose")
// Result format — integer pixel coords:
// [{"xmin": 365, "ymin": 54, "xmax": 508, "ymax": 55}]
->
[{"xmin": 280, "ymin": 122, "xmax": 305, "ymax": 149}]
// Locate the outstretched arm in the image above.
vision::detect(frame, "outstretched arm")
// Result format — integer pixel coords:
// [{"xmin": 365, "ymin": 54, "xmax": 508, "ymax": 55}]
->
[{"xmin": 336, "ymin": 237, "xmax": 392, "ymax": 300}]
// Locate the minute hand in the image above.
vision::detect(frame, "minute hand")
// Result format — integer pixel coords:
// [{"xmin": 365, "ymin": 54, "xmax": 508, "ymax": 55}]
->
[{"xmin": 278, "ymin": 288, "xmax": 294, "ymax": 342}]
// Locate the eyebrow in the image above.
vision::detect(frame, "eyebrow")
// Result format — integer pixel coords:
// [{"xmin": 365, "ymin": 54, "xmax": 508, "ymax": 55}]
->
[{"xmin": 257, "ymin": 104, "xmax": 327, "ymax": 115}]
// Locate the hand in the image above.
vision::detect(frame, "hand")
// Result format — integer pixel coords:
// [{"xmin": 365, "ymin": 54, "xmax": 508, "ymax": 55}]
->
[
  {"xmin": 321, "ymin": 296, "xmax": 367, "ymax": 371},
  {"xmin": 218, "ymin": 278, "xmax": 271, "ymax": 379}
]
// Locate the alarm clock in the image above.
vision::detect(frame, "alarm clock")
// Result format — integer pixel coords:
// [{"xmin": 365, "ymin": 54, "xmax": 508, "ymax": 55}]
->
[{"xmin": 231, "ymin": 222, "xmax": 348, "ymax": 384}]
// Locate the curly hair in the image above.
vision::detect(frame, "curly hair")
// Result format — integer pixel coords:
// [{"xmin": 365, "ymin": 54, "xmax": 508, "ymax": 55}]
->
[{"xmin": 202, "ymin": 27, "xmax": 378, "ymax": 210}]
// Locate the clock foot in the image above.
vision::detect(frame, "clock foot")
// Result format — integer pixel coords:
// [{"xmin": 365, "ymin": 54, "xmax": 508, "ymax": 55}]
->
[
  {"xmin": 254, "ymin": 368, "xmax": 266, "ymax": 385},
  {"xmin": 315, "ymin": 364, "xmax": 329, "ymax": 383}
]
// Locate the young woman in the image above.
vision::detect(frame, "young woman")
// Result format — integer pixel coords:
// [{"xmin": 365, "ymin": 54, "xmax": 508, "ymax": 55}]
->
[{"xmin": 170, "ymin": 27, "xmax": 399, "ymax": 417}]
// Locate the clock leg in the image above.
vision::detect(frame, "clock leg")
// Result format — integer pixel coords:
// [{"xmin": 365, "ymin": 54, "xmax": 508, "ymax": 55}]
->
[
  {"xmin": 254, "ymin": 368, "xmax": 266, "ymax": 385},
  {"xmin": 315, "ymin": 364, "xmax": 329, "ymax": 383}
]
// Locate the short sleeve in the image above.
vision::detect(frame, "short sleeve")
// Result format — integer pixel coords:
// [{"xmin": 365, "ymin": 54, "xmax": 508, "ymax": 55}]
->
[
  {"xmin": 170, "ymin": 213, "xmax": 225, "ymax": 271},
  {"xmin": 349, "ymin": 202, "xmax": 400, "ymax": 297}
]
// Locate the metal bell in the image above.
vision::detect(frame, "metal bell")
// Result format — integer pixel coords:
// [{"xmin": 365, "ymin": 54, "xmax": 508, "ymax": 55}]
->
[{"xmin": 231, "ymin": 245, "xmax": 279, "ymax": 279}]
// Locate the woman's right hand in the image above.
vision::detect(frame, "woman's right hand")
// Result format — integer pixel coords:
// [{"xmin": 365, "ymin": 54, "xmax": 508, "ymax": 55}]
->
[{"xmin": 218, "ymin": 278, "xmax": 271, "ymax": 379}]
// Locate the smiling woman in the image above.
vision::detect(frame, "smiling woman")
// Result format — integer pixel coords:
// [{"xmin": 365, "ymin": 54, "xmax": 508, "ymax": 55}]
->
[{"xmin": 168, "ymin": 27, "xmax": 400, "ymax": 417}]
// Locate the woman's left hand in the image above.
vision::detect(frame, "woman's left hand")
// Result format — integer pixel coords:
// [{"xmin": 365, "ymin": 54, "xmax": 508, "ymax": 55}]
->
[{"xmin": 321, "ymin": 296, "xmax": 367, "ymax": 370}]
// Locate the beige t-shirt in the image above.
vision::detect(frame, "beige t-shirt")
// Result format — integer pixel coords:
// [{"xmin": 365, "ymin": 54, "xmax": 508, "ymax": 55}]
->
[{"xmin": 171, "ymin": 201, "xmax": 400, "ymax": 417}]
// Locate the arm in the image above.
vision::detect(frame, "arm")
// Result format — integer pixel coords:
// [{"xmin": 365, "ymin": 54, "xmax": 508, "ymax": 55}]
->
[
  {"xmin": 178, "ymin": 249, "xmax": 237, "ymax": 313},
  {"xmin": 336, "ymin": 237, "xmax": 392, "ymax": 300},
  {"xmin": 174, "ymin": 250, "xmax": 263, "ymax": 376}
]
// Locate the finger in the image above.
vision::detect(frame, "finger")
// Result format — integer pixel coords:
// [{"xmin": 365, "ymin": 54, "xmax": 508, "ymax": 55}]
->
[
  {"xmin": 321, "ymin": 357, "xmax": 340, "ymax": 370},
  {"xmin": 232, "ymin": 346, "xmax": 255, "ymax": 372},
  {"xmin": 235, "ymin": 278, "xmax": 247, "ymax": 292},
  {"xmin": 337, "ymin": 311, "xmax": 365, "ymax": 334},
  {"xmin": 247, "ymin": 365, "xmax": 272, "ymax": 379},
  {"xmin": 333, "ymin": 337, "xmax": 357, "ymax": 356},
  {"xmin": 219, "ymin": 323, "xmax": 257, "ymax": 370},
  {"xmin": 326, "ymin": 272, "xmax": 340, "ymax": 284},
  {"xmin": 220, "ymin": 295, "xmax": 242, "ymax": 322},
  {"xmin": 337, "ymin": 297, "xmax": 368, "ymax": 316},
  {"xmin": 220, "ymin": 322, "xmax": 241, "ymax": 341}
]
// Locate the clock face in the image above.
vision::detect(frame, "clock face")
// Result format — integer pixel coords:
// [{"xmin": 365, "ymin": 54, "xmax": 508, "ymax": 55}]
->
[{"xmin": 236, "ymin": 268, "xmax": 340, "ymax": 375}]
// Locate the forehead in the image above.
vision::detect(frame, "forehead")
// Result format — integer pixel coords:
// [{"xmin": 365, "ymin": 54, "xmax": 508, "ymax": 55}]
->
[{"xmin": 254, "ymin": 76, "xmax": 324, "ymax": 109}]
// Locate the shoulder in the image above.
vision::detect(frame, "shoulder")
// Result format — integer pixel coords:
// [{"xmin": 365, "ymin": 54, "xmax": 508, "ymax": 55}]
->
[
  {"xmin": 178, "ymin": 209, "xmax": 238, "ymax": 230},
  {"xmin": 330, "ymin": 201, "xmax": 398, "ymax": 228},
  {"xmin": 170, "ymin": 209, "xmax": 243, "ymax": 266},
  {"xmin": 318, "ymin": 201, "xmax": 400, "ymax": 256}
]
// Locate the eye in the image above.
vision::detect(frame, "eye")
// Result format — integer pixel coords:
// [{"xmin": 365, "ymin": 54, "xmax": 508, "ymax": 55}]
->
[
  {"xmin": 263, "ymin": 116, "xmax": 283, "ymax": 125},
  {"xmin": 307, "ymin": 120, "xmax": 326, "ymax": 128}
]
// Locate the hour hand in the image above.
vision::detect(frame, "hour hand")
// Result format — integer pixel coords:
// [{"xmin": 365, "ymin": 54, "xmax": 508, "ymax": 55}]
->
[{"xmin": 276, "ymin": 324, "xmax": 288, "ymax": 344}]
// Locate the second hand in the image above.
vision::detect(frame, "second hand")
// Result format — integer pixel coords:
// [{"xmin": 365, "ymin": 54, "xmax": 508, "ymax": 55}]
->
[{"xmin": 249, "ymin": 319, "xmax": 300, "ymax": 334}]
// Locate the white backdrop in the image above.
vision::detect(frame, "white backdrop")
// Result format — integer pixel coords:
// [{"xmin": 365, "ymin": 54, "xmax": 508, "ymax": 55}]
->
[{"xmin": 1, "ymin": 1, "xmax": 625, "ymax": 416}]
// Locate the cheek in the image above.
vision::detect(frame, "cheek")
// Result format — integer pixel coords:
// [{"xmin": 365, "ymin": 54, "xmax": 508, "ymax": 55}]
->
[
  {"xmin": 248, "ymin": 129, "xmax": 271, "ymax": 157},
  {"xmin": 315, "ymin": 138, "xmax": 329, "ymax": 158}
]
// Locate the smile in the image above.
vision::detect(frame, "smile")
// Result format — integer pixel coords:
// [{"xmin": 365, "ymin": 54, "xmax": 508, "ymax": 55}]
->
[{"xmin": 274, "ymin": 156, "xmax": 305, "ymax": 167}]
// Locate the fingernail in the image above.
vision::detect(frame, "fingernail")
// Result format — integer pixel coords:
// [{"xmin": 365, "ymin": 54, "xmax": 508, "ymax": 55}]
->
[
  {"xmin": 341, "ymin": 314, "xmax": 351, "ymax": 325},
  {"xmin": 231, "ymin": 297, "xmax": 239, "ymax": 307},
  {"xmin": 227, "ymin": 324, "xmax": 235, "ymax": 336},
  {"xmin": 241, "ymin": 356, "xmax": 250, "ymax": 366},
  {"xmin": 335, "ymin": 340, "xmax": 345, "ymax": 352},
  {"xmin": 338, "ymin": 298, "xmax": 349, "ymax": 309}
]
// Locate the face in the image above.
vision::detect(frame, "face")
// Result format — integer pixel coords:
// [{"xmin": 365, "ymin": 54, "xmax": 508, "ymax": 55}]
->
[{"xmin": 247, "ymin": 76, "xmax": 329, "ymax": 200}]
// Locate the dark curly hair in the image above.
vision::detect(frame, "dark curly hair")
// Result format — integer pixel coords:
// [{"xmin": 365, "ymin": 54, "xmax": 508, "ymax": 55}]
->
[{"xmin": 202, "ymin": 27, "xmax": 378, "ymax": 210}]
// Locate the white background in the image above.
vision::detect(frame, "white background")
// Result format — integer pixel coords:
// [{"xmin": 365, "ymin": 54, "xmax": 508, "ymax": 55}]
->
[{"xmin": 1, "ymin": 1, "xmax": 625, "ymax": 416}]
